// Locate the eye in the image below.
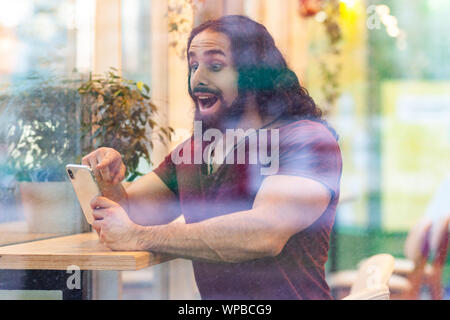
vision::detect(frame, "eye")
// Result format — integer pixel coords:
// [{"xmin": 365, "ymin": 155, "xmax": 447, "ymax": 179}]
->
[
  {"xmin": 190, "ymin": 63, "xmax": 199, "ymax": 72},
  {"xmin": 210, "ymin": 63, "xmax": 223, "ymax": 72}
]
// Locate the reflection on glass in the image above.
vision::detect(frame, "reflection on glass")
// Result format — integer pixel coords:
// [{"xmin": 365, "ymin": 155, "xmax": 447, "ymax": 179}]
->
[{"xmin": 0, "ymin": 0, "xmax": 94, "ymax": 245}]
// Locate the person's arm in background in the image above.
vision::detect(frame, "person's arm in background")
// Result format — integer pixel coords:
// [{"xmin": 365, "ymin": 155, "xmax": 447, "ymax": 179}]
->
[{"xmin": 82, "ymin": 147, "xmax": 180, "ymax": 226}]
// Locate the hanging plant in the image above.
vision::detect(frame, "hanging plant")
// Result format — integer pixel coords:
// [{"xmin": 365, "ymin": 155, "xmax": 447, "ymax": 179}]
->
[
  {"xmin": 299, "ymin": 0, "xmax": 342, "ymax": 115},
  {"xmin": 168, "ymin": 0, "xmax": 204, "ymax": 58}
]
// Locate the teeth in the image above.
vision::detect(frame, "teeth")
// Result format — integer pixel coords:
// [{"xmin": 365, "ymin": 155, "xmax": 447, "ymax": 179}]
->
[{"xmin": 199, "ymin": 96, "xmax": 209, "ymax": 100}]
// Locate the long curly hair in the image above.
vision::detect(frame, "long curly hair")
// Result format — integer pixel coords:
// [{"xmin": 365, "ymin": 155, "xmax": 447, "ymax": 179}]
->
[{"xmin": 187, "ymin": 15, "xmax": 337, "ymax": 138}]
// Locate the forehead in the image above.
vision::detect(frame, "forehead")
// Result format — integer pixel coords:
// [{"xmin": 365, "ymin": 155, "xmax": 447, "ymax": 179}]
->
[{"xmin": 188, "ymin": 30, "xmax": 231, "ymax": 57}]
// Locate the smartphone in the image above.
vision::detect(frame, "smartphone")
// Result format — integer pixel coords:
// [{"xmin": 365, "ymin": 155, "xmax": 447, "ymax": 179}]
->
[{"xmin": 66, "ymin": 164, "xmax": 102, "ymax": 224}]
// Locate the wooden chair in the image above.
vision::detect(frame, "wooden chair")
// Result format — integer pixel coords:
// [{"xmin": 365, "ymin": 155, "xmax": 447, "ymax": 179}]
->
[
  {"xmin": 388, "ymin": 218, "xmax": 432, "ymax": 299},
  {"xmin": 341, "ymin": 254, "xmax": 394, "ymax": 300},
  {"xmin": 386, "ymin": 215, "xmax": 449, "ymax": 299},
  {"xmin": 426, "ymin": 214, "xmax": 450, "ymax": 300},
  {"xmin": 328, "ymin": 218, "xmax": 432, "ymax": 300}
]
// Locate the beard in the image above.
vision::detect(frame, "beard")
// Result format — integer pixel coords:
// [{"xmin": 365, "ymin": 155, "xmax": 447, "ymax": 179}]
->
[{"xmin": 193, "ymin": 93, "xmax": 247, "ymax": 132}]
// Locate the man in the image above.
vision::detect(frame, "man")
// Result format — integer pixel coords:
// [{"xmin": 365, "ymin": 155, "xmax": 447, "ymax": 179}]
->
[{"xmin": 83, "ymin": 15, "xmax": 342, "ymax": 300}]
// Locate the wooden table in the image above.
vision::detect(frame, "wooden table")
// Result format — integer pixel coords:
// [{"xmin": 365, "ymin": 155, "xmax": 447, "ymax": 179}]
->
[
  {"xmin": 0, "ymin": 221, "xmax": 66, "ymax": 247},
  {"xmin": 0, "ymin": 232, "xmax": 170, "ymax": 271}
]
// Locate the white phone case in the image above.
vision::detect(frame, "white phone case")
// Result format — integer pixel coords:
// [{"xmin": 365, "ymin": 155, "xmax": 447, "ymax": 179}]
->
[{"xmin": 66, "ymin": 164, "xmax": 102, "ymax": 224}]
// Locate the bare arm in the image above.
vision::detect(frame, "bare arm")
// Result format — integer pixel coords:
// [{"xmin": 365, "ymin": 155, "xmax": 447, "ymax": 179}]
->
[
  {"xmin": 133, "ymin": 175, "xmax": 331, "ymax": 263},
  {"xmin": 125, "ymin": 172, "xmax": 181, "ymax": 226},
  {"xmin": 97, "ymin": 172, "xmax": 180, "ymax": 226}
]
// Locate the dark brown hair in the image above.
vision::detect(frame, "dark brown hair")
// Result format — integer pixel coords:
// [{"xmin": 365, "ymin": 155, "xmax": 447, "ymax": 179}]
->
[{"xmin": 187, "ymin": 15, "xmax": 337, "ymax": 137}]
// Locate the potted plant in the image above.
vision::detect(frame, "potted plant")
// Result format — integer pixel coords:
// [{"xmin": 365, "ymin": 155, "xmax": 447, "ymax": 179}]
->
[
  {"xmin": 4, "ymin": 74, "xmax": 86, "ymax": 233},
  {"xmin": 77, "ymin": 68, "xmax": 173, "ymax": 182},
  {"xmin": 0, "ymin": 94, "xmax": 19, "ymax": 223},
  {"xmin": 4, "ymin": 69, "xmax": 171, "ymax": 233}
]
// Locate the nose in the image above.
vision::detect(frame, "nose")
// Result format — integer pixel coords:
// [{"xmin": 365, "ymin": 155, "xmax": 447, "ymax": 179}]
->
[{"xmin": 190, "ymin": 65, "xmax": 209, "ymax": 88}]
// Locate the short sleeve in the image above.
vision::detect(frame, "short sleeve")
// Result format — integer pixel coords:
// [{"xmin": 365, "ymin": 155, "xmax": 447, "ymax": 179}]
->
[
  {"xmin": 153, "ymin": 152, "xmax": 179, "ymax": 198},
  {"xmin": 275, "ymin": 122, "xmax": 342, "ymax": 199}
]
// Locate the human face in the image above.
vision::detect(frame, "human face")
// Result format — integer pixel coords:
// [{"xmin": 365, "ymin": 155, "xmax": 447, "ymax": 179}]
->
[{"xmin": 188, "ymin": 30, "xmax": 239, "ymax": 127}]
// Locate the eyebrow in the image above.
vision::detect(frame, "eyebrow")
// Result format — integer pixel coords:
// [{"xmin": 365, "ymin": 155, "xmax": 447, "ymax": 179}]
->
[{"xmin": 188, "ymin": 49, "xmax": 226, "ymax": 59}]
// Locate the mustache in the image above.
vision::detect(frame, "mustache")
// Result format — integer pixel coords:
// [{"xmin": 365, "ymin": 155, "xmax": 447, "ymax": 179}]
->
[{"xmin": 192, "ymin": 86, "xmax": 222, "ymax": 97}]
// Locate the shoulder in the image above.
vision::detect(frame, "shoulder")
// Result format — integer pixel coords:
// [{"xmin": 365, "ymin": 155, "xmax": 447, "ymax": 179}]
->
[
  {"xmin": 269, "ymin": 119, "xmax": 342, "ymax": 196},
  {"xmin": 277, "ymin": 119, "xmax": 339, "ymax": 148}
]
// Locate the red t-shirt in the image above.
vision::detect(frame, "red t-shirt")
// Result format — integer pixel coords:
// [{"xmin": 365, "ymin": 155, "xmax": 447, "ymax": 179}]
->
[{"xmin": 154, "ymin": 119, "xmax": 342, "ymax": 300}]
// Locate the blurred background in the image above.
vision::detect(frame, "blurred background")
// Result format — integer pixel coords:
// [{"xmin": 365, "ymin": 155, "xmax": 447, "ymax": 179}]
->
[{"xmin": 0, "ymin": 0, "xmax": 449, "ymax": 300}]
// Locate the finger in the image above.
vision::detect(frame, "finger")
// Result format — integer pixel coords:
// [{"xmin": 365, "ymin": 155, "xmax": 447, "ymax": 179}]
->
[
  {"xmin": 100, "ymin": 166, "xmax": 111, "ymax": 183},
  {"xmin": 96, "ymin": 152, "xmax": 112, "ymax": 182},
  {"xmin": 92, "ymin": 209, "xmax": 105, "ymax": 220},
  {"xmin": 92, "ymin": 167, "xmax": 103, "ymax": 187},
  {"xmin": 82, "ymin": 150, "xmax": 97, "ymax": 167},
  {"xmin": 110, "ymin": 158, "xmax": 122, "ymax": 178},
  {"xmin": 81, "ymin": 155, "xmax": 93, "ymax": 169},
  {"xmin": 112, "ymin": 175, "xmax": 122, "ymax": 185},
  {"xmin": 84, "ymin": 149, "xmax": 100, "ymax": 168},
  {"xmin": 90, "ymin": 156, "xmax": 99, "ymax": 171},
  {"xmin": 81, "ymin": 155, "xmax": 89, "ymax": 166},
  {"xmin": 113, "ymin": 164, "xmax": 126, "ymax": 184},
  {"xmin": 93, "ymin": 226, "xmax": 100, "ymax": 237},
  {"xmin": 92, "ymin": 219, "xmax": 103, "ymax": 231},
  {"xmin": 90, "ymin": 157, "xmax": 103, "ymax": 185},
  {"xmin": 96, "ymin": 150, "xmax": 115, "ymax": 169},
  {"xmin": 90, "ymin": 196, "xmax": 119, "ymax": 209},
  {"xmin": 98, "ymin": 230, "xmax": 106, "ymax": 245}
]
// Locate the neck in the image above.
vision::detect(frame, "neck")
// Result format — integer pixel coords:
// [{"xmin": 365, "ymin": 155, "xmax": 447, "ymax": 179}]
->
[{"xmin": 231, "ymin": 95, "xmax": 276, "ymax": 132}]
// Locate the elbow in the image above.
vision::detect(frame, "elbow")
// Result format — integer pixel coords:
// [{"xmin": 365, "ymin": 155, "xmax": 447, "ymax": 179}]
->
[
  {"xmin": 247, "ymin": 231, "xmax": 288, "ymax": 261},
  {"xmin": 251, "ymin": 234, "xmax": 287, "ymax": 260},
  {"xmin": 265, "ymin": 237, "xmax": 286, "ymax": 258},
  {"xmin": 265, "ymin": 226, "xmax": 294, "ymax": 257}
]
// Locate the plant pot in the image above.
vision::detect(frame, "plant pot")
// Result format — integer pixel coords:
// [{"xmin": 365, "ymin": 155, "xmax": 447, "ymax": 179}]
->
[{"xmin": 19, "ymin": 181, "xmax": 87, "ymax": 234}]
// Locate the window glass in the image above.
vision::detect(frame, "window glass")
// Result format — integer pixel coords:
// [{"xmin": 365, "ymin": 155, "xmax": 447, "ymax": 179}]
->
[{"xmin": 0, "ymin": 0, "xmax": 94, "ymax": 245}]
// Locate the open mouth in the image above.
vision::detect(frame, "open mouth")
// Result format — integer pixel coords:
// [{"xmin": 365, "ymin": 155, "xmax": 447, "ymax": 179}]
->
[{"xmin": 196, "ymin": 94, "xmax": 220, "ymax": 111}]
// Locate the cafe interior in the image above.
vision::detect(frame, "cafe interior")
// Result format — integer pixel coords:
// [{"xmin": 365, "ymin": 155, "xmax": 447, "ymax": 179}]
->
[{"xmin": 0, "ymin": 0, "xmax": 449, "ymax": 300}]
